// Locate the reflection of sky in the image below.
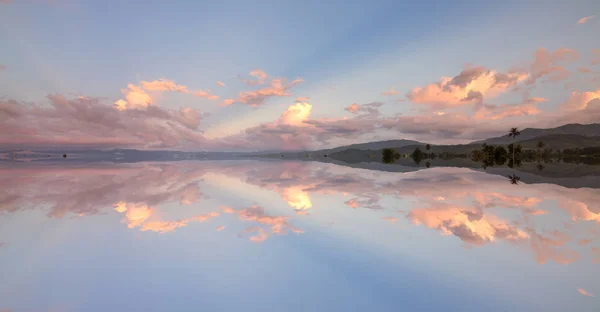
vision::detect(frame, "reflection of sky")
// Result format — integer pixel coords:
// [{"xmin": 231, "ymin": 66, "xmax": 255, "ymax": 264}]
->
[{"xmin": 0, "ymin": 161, "xmax": 598, "ymax": 311}]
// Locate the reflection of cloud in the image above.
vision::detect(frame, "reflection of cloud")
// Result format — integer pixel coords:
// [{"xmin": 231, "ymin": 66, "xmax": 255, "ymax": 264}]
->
[
  {"xmin": 235, "ymin": 205, "xmax": 303, "ymax": 242},
  {"xmin": 408, "ymin": 204, "xmax": 529, "ymax": 246},
  {"xmin": 281, "ymin": 187, "xmax": 312, "ymax": 210},
  {"xmin": 529, "ymin": 230, "xmax": 579, "ymax": 264},
  {"xmin": 117, "ymin": 202, "xmax": 153, "ymax": 229},
  {"xmin": 382, "ymin": 216, "xmax": 399, "ymax": 224},
  {"xmin": 577, "ymin": 288, "xmax": 595, "ymax": 297},
  {"xmin": 592, "ymin": 247, "xmax": 600, "ymax": 264},
  {"xmin": 139, "ymin": 212, "xmax": 220, "ymax": 234}
]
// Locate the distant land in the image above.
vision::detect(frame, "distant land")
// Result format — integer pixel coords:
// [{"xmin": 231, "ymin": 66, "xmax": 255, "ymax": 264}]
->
[{"xmin": 3, "ymin": 123, "xmax": 599, "ymax": 164}]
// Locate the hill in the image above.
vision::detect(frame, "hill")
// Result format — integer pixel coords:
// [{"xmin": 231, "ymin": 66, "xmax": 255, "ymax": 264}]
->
[
  {"xmin": 475, "ymin": 123, "xmax": 600, "ymax": 145},
  {"xmin": 512, "ymin": 134, "xmax": 600, "ymax": 150}
]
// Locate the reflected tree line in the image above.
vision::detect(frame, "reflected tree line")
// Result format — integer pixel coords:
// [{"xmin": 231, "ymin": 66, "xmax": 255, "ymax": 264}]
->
[{"xmin": 382, "ymin": 127, "xmax": 600, "ymax": 169}]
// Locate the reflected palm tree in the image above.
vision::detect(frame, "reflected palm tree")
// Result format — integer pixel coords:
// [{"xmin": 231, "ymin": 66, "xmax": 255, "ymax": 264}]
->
[
  {"xmin": 537, "ymin": 163, "xmax": 545, "ymax": 172},
  {"xmin": 507, "ymin": 174, "xmax": 521, "ymax": 185}
]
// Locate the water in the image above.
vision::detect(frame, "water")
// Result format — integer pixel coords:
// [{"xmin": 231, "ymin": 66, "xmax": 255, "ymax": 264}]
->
[{"xmin": 0, "ymin": 160, "xmax": 598, "ymax": 311}]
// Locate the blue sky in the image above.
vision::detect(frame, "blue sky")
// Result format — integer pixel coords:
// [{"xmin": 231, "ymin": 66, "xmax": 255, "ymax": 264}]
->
[{"xmin": 1, "ymin": 0, "xmax": 599, "ymax": 150}]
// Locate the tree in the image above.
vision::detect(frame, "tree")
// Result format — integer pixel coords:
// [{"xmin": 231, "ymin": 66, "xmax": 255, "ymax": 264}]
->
[
  {"xmin": 507, "ymin": 174, "xmax": 521, "ymax": 185},
  {"xmin": 382, "ymin": 148, "xmax": 396, "ymax": 164},
  {"xmin": 508, "ymin": 127, "xmax": 521, "ymax": 163},
  {"xmin": 411, "ymin": 147, "xmax": 425, "ymax": 165},
  {"xmin": 536, "ymin": 141, "xmax": 545, "ymax": 159},
  {"xmin": 425, "ymin": 144, "xmax": 431, "ymax": 157}
]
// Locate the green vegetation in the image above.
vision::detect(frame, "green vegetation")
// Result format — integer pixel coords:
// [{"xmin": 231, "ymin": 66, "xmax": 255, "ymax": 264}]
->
[{"xmin": 382, "ymin": 148, "xmax": 401, "ymax": 164}]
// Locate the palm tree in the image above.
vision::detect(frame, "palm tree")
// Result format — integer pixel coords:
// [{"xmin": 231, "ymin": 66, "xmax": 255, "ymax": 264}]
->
[
  {"xmin": 507, "ymin": 174, "xmax": 521, "ymax": 185},
  {"xmin": 508, "ymin": 127, "xmax": 521, "ymax": 163}
]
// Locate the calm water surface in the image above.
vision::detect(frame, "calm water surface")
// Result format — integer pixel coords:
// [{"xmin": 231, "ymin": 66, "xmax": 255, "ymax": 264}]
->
[{"xmin": 0, "ymin": 160, "xmax": 598, "ymax": 311}]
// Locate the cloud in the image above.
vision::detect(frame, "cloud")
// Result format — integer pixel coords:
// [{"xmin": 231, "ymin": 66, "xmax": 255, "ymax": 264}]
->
[
  {"xmin": 222, "ymin": 78, "xmax": 303, "ymax": 107},
  {"xmin": 473, "ymin": 103, "xmax": 542, "ymax": 120},
  {"xmin": 561, "ymin": 89, "xmax": 600, "ymax": 110},
  {"xmin": 577, "ymin": 288, "xmax": 595, "ymax": 297},
  {"xmin": 116, "ymin": 79, "xmax": 218, "ymax": 109},
  {"xmin": 217, "ymin": 81, "xmax": 225, "ymax": 87},
  {"xmin": 139, "ymin": 212, "xmax": 220, "ymax": 234},
  {"xmin": 407, "ymin": 66, "xmax": 527, "ymax": 108},
  {"xmin": 234, "ymin": 205, "xmax": 303, "ymax": 242},
  {"xmin": 592, "ymin": 49, "xmax": 600, "ymax": 65},
  {"xmin": 382, "ymin": 216, "xmax": 399, "ymax": 224},
  {"xmin": 116, "ymin": 84, "xmax": 153, "ymax": 110},
  {"xmin": 216, "ymin": 225, "xmax": 225, "ymax": 231},
  {"xmin": 1, "ymin": 95, "xmax": 210, "ymax": 149},
  {"xmin": 0, "ymin": 64, "xmax": 5, "ymax": 71},
  {"xmin": 0, "ymin": 0, "xmax": 11, "ymax": 4},
  {"xmin": 578, "ymin": 67, "xmax": 595, "ymax": 74},
  {"xmin": 529, "ymin": 230, "xmax": 579, "ymax": 264},
  {"xmin": 382, "ymin": 87, "xmax": 399, "ymax": 96},
  {"xmin": 344, "ymin": 102, "xmax": 383, "ymax": 115},
  {"xmin": 281, "ymin": 186, "xmax": 312, "ymax": 210},
  {"xmin": 192, "ymin": 90, "xmax": 219, "ymax": 100},
  {"xmin": 141, "ymin": 79, "xmax": 189, "ymax": 92},
  {"xmin": 244, "ymin": 69, "xmax": 269, "ymax": 86},
  {"xmin": 526, "ymin": 48, "xmax": 579, "ymax": 85},
  {"xmin": 220, "ymin": 206, "xmax": 235, "ymax": 214},
  {"xmin": 295, "ymin": 96, "xmax": 309, "ymax": 102},
  {"xmin": 408, "ymin": 203, "xmax": 529, "ymax": 246},
  {"xmin": 279, "ymin": 102, "xmax": 312, "ymax": 126},
  {"xmin": 577, "ymin": 15, "xmax": 596, "ymax": 24}
]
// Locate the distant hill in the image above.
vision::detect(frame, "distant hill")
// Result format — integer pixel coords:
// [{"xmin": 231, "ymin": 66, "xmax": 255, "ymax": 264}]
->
[
  {"xmin": 513, "ymin": 134, "xmax": 600, "ymax": 150},
  {"xmin": 319, "ymin": 139, "xmax": 422, "ymax": 154},
  {"xmin": 475, "ymin": 123, "xmax": 600, "ymax": 145}
]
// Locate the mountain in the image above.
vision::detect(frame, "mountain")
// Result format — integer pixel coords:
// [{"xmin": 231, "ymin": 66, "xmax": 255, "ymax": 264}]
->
[
  {"xmin": 475, "ymin": 123, "xmax": 600, "ymax": 145},
  {"xmin": 319, "ymin": 139, "xmax": 423, "ymax": 154},
  {"xmin": 512, "ymin": 134, "xmax": 600, "ymax": 150}
]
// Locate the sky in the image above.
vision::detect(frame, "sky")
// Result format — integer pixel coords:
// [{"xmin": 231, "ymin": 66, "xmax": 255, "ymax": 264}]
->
[
  {"xmin": 0, "ymin": 161, "xmax": 599, "ymax": 311},
  {"xmin": 1, "ymin": 0, "xmax": 600, "ymax": 151}
]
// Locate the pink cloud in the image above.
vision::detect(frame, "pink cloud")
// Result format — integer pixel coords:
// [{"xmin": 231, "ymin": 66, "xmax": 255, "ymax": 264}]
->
[
  {"xmin": 473, "ymin": 103, "xmax": 542, "ymax": 120},
  {"xmin": 561, "ymin": 89, "xmax": 600, "ymax": 110},
  {"xmin": 593, "ymin": 49, "xmax": 600, "ymax": 65},
  {"xmin": 526, "ymin": 48, "xmax": 579, "ymax": 85},
  {"xmin": 295, "ymin": 96, "xmax": 309, "ymax": 102},
  {"xmin": 217, "ymin": 81, "xmax": 225, "ymax": 87},
  {"xmin": 577, "ymin": 15, "xmax": 596, "ymax": 24},
  {"xmin": 0, "ymin": 95, "xmax": 210, "ymax": 149},
  {"xmin": 216, "ymin": 225, "xmax": 225, "ymax": 231},
  {"xmin": 382, "ymin": 87, "xmax": 399, "ymax": 96},
  {"xmin": 0, "ymin": 0, "xmax": 11, "ymax": 3},
  {"xmin": 234, "ymin": 205, "xmax": 303, "ymax": 242},
  {"xmin": 193, "ymin": 90, "xmax": 219, "ymax": 100},
  {"xmin": 407, "ymin": 66, "xmax": 527, "ymax": 108},
  {"xmin": 117, "ymin": 79, "xmax": 218, "ymax": 108},
  {"xmin": 382, "ymin": 216, "xmax": 399, "ymax": 224},
  {"xmin": 408, "ymin": 203, "xmax": 529, "ymax": 246},
  {"xmin": 244, "ymin": 69, "xmax": 268, "ymax": 86},
  {"xmin": 223, "ymin": 78, "xmax": 303, "ymax": 106},
  {"xmin": 577, "ymin": 288, "xmax": 595, "ymax": 297},
  {"xmin": 116, "ymin": 84, "xmax": 152, "ymax": 110},
  {"xmin": 344, "ymin": 102, "xmax": 382, "ymax": 115},
  {"xmin": 0, "ymin": 64, "xmax": 5, "ymax": 71},
  {"xmin": 141, "ymin": 79, "xmax": 189, "ymax": 92},
  {"xmin": 578, "ymin": 67, "xmax": 595, "ymax": 74}
]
